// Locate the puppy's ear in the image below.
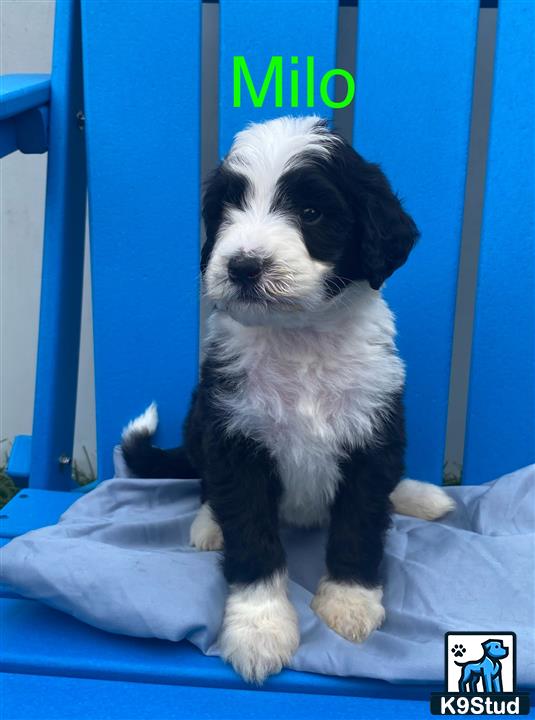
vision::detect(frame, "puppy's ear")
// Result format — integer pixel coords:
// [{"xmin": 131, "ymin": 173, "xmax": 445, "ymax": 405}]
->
[
  {"xmin": 201, "ymin": 165, "xmax": 226, "ymax": 274},
  {"xmin": 333, "ymin": 141, "xmax": 419, "ymax": 290},
  {"xmin": 355, "ymin": 160, "xmax": 419, "ymax": 290}
]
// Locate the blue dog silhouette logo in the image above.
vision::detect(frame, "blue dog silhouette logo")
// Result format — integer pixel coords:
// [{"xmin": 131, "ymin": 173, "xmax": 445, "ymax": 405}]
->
[{"xmin": 453, "ymin": 639, "xmax": 509, "ymax": 693}]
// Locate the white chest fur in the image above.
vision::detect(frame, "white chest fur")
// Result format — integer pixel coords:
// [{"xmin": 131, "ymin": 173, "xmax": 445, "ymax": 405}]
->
[{"xmin": 207, "ymin": 285, "xmax": 405, "ymax": 527}]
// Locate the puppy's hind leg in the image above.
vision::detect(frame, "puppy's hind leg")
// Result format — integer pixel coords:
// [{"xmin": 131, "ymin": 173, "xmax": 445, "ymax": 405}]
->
[
  {"xmin": 190, "ymin": 502, "xmax": 224, "ymax": 551},
  {"xmin": 390, "ymin": 479, "xmax": 456, "ymax": 520}
]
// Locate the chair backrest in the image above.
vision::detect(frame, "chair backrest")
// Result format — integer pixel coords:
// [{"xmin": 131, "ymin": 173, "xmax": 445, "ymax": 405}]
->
[
  {"xmin": 463, "ymin": 0, "xmax": 534, "ymax": 483},
  {"xmin": 32, "ymin": 0, "xmax": 534, "ymax": 488},
  {"xmin": 81, "ymin": 0, "xmax": 202, "ymax": 484}
]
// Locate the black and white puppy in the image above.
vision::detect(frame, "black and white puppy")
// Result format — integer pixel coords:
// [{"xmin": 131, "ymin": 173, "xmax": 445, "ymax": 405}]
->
[{"xmin": 122, "ymin": 116, "xmax": 455, "ymax": 684}]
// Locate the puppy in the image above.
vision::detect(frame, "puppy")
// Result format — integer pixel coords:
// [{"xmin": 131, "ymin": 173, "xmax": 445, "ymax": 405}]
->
[{"xmin": 122, "ymin": 116, "xmax": 455, "ymax": 683}]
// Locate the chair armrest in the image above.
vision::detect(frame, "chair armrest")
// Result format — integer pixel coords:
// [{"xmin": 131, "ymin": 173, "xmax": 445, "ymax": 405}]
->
[
  {"xmin": 6, "ymin": 435, "xmax": 32, "ymax": 485},
  {"xmin": 0, "ymin": 74, "xmax": 51, "ymax": 157},
  {"xmin": 0, "ymin": 74, "xmax": 50, "ymax": 119}
]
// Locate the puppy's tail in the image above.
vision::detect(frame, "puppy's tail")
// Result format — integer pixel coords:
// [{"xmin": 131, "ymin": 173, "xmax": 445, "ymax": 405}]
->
[
  {"xmin": 389, "ymin": 479, "xmax": 456, "ymax": 521},
  {"xmin": 121, "ymin": 403, "xmax": 197, "ymax": 479}
]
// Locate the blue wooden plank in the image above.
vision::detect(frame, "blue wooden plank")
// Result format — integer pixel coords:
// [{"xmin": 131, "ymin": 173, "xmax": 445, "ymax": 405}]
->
[
  {"xmin": 0, "ymin": 106, "xmax": 49, "ymax": 158},
  {"xmin": 16, "ymin": 105, "xmax": 49, "ymax": 154},
  {"xmin": 30, "ymin": 0, "xmax": 87, "ymax": 490},
  {"xmin": 0, "ymin": 117, "xmax": 17, "ymax": 157},
  {"xmin": 463, "ymin": 0, "xmax": 535, "ymax": 485},
  {"xmin": 354, "ymin": 1, "xmax": 479, "ymax": 485},
  {"xmin": 0, "ymin": 74, "xmax": 50, "ymax": 120},
  {"xmin": 0, "ymin": 489, "xmax": 77, "ymax": 539},
  {"xmin": 6, "ymin": 435, "xmax": 31, "ymax": 482},
  {"xmin": 81, "ymin": 0, "xmax": 202, "ymax": 482},
  {"xmin": 219, "ymin": 0, "xmax": 338, "ymax": 155},
  {"xmin": 0, "ymin": 598, "xmax": 441, "ymax": 701},
  {"xmin": 0, "ymin": 672, "xmax": 434, "ymax": 720}
]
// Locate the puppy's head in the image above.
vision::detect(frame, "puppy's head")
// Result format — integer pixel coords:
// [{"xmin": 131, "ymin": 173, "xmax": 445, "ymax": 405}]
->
[{"xmin": 202, "ymin": 116, "xmax": 418, "ymax": 326}]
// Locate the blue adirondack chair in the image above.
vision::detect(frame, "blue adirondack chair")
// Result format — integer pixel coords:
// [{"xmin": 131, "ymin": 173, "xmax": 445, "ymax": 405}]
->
[{"xmin": 1, "ymin": 0, "xmax": 533, "ymax": 717}]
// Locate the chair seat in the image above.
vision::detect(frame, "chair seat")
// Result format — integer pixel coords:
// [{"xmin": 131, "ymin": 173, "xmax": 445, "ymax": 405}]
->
[
  {"xmin": 1, "ymin": 672, "xmax": 431, "ymax": 720},
  {"xmin": 0, "ymin": 488, "xmax": 441, "ymax": 717}
]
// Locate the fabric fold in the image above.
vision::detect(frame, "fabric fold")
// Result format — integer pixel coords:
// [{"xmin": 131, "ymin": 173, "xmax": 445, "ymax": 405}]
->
[{"xmin": 1, "ymin": 461, "xmax": 533, "ymax": 685}]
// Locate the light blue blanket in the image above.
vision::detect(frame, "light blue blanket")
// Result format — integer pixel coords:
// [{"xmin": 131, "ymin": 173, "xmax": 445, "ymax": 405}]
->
[{"xmin": 1, "ymin": 458, "xmax": 534, "ymax": 686}]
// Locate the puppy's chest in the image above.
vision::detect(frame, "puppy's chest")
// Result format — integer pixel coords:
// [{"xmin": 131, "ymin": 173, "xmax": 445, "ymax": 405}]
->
[
  {"xmin": 217, "ymin": 323, "xmax": 401, "ymax": 526},
  {"xmin": 235, "ymin": 345, "xmax": 353, "ymax": 450}
]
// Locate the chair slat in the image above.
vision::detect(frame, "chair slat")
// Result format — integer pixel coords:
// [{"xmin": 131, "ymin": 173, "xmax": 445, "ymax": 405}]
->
[
  {"xmin": 1, "ymin": 671, "xmax": 433, "ymax": 720},
  {"xmin": 219, "ymin": 0, "xmax": 338, "ymax": 155},
  {"xmin": 463, "ymin": 0, "xmax": 535, "ymax": 485},
  {"xmin": 81, "ymin": 1, "xmax": 202, "ymax": 481},
  {"xmin": 0, "ymin": 595, "xmax": 440, "ymax": 700},
  {"xmin": 354, "ymin": 0, "xmax": 479, "ymax": 484},
  {"xmin": 0, "ymin": 489, "xmax": 76, "ymax": 540}
]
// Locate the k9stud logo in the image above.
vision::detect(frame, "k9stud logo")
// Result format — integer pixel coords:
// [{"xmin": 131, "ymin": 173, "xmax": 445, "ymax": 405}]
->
[
  {"xmin": 430, "ymin": 632, "xmax": 530, "ymax": 715},
  {"xmin": 447, "ymin": 633, "xmax": 514, "ymax": 694}
]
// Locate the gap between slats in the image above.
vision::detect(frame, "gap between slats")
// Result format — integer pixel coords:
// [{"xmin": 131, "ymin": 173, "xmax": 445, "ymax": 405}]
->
[{"xmin": 443, "ymin": 7, "xmax": 497, "ymax": 483}]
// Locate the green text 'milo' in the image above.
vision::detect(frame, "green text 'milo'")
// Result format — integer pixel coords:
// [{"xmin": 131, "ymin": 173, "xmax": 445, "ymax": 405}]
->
[{"xmin": 233, "ymin": 56, "xmax": 355, "ymax": 109}]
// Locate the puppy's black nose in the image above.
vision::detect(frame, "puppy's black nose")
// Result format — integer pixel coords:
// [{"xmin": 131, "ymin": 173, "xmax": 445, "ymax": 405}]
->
[{"xmin": 227, "ymin": 254, "xmax": 264, "ymax": 285}]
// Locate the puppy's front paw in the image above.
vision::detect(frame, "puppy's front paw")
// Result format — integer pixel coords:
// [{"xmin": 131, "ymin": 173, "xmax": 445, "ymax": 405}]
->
[
  {"xmin": 190, "ymin": 503, "xmax": 224, "ymax": 551},
  {"xmin": 311, "ymin": 578, "xmax": 385, "ymax": 643},
  {"xmin": 219, "ymin": 573, "xmax": 299, "ymax": 684}
]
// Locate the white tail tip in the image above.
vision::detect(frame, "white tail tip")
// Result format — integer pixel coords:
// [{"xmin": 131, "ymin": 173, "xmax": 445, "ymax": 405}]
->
[
  {"xmin": 390, "ymin": 479, "xmax": 456, "ymax": 520},
  {"xmin": 121, "ymin": 402, "xmax": 158, "ymax": 443}
]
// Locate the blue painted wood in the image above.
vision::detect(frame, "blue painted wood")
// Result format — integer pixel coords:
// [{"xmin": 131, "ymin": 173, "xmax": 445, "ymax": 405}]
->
[
  {"xmin": 0, "ymin": 117, "xmax": 17, "ymax": 157},
  {"xmin": 0, "ymin": 74, "xmax": 50, "ymax": 119},
  {"xmin": 6, "ymin": 435, "xmax": 31, "ymax": 483},
  {"xmin": 0, "ymin": 597, "xmax": 441, "ymax": 701},
  {"xmin": 1, "ymin": 673, "xmax": 435, "ymax": 720},
  {"xmin": 81, "ymin": 0, "xmax": 202, "ymax": 482},
  {"xmin": 219, "ymin": 0, "xmax": 338, "ymax": 155},
  {"xmin": 463, "ymin": 0, "xmax": 535, "ymax": 485},
  {"xmin": 0, "ymin": 489, "xmax": 76, "ymax": 539},
  {"xmin": 16, "ymin": 105, "xmax": 49, "ymax": 154},
  {"xmin": 0, "ymin": 106, "xmax": 48, "ymax": 157},
  {"xmin": 0, "ymin": 75, "xmax": 49, "ymax": 156},
  {"xmin": 29, "ymin": 0, "xmax": 86, "ymax": 490},
  {"xmin": 354, "ymin": 1, "xmax": 479, "ymax": 485}
]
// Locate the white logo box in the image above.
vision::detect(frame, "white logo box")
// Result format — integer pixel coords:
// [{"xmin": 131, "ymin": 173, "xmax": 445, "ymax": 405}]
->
[{"xmin": 446, "ymin": 632, "xmax": 515, "ymax": 693}]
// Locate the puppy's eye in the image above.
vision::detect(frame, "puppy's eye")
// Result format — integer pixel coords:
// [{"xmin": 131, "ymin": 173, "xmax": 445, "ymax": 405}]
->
[{"xmin": 300, "ymin": 207, "xmax": 322, "ymax": 224}]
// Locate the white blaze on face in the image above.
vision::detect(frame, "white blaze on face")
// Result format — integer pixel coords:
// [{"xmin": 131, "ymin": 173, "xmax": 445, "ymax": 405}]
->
[
  {"xmin": 226, "ymin": 115, "xmax": 336, "ymax": 204},
  {"xmin": 204, "ymin": 116, "xmax": 340, "ymax": 325}
]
